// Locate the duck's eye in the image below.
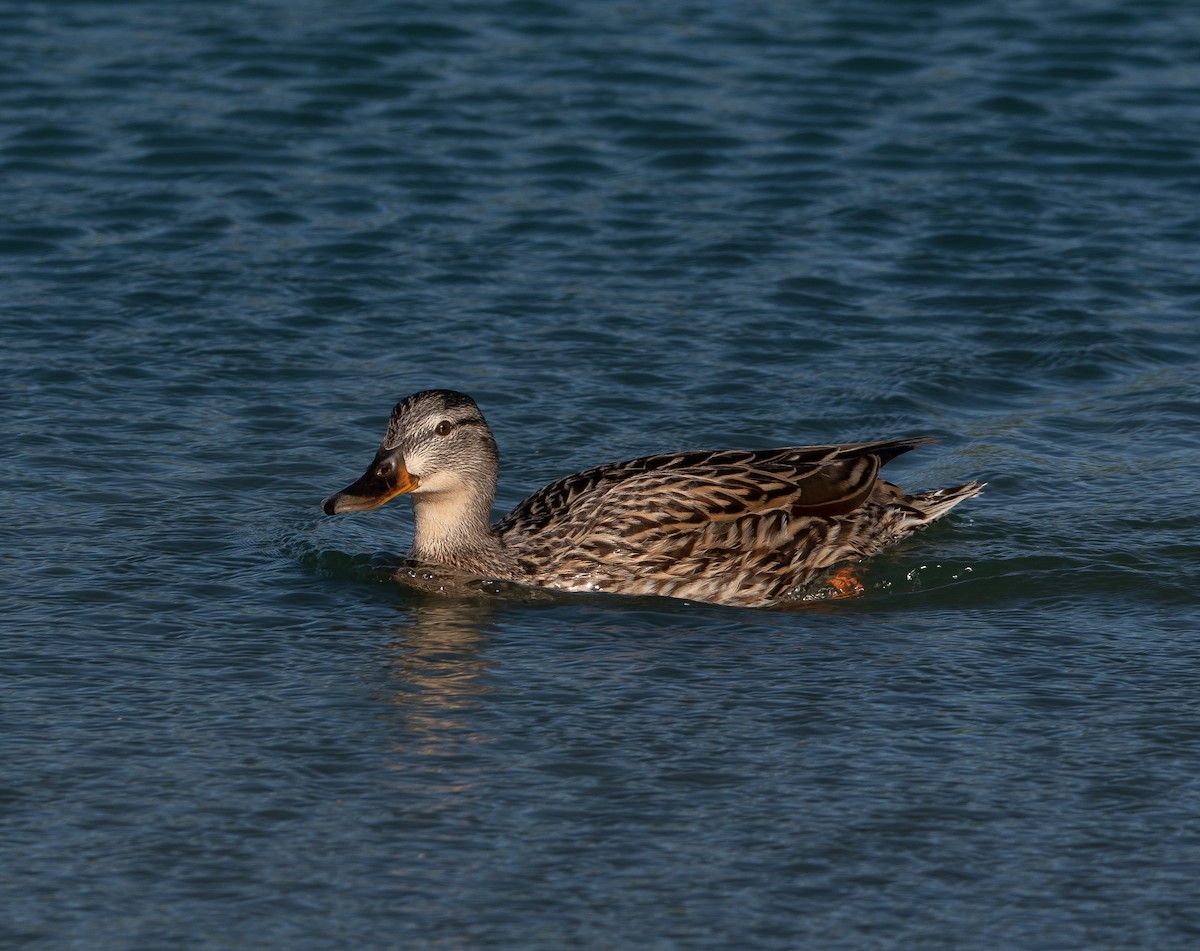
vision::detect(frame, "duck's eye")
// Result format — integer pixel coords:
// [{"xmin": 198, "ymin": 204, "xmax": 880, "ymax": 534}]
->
[{"xmin": 434, "ymin": 420, "xmax": 454, "ymax": 436}]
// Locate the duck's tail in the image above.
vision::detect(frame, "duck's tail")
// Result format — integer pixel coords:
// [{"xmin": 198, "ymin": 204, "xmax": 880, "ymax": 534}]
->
[{"xmin": 909, "ymin": 480, "xmax": 986, "ymax": 523}]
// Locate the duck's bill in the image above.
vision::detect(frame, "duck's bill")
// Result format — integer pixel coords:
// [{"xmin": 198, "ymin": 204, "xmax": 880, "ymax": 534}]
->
[{"xmin": 322, "ymin": 450, "xmax": 419, "ymax": 515}]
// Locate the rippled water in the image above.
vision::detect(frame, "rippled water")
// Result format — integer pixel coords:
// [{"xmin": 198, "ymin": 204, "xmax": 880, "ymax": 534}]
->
[{"xmin": 4, "ymin": 1, "xmax": 1200, "ymax": 948}]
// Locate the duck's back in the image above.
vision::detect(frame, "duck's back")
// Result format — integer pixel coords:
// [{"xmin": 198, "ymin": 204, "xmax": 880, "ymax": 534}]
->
[{"xmin": 493, "ymin": 439, "xmax": 973, "ymax": 607}]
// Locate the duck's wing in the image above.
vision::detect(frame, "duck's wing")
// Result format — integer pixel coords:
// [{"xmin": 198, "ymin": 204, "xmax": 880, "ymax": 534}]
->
[{"xmin": 495, "ymin": 437, "xmax": 931, "ymax": 542}]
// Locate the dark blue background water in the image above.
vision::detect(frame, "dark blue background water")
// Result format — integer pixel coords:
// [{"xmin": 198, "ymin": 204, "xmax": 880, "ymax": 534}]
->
[{"xmin": 4, "ymin": 2, "xmax": 1199, "ymax": 948}]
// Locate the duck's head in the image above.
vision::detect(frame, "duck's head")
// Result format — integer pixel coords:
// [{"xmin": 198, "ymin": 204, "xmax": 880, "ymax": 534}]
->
[{"xmin": 322, "ymin": 389, "xmax": 500, "ymax": 516}]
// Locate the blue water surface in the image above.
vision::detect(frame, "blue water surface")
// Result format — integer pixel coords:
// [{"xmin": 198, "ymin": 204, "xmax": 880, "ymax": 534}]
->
[{"xmin": 3, "ymin": 1, "xmax": 1200, "ymax": 948}]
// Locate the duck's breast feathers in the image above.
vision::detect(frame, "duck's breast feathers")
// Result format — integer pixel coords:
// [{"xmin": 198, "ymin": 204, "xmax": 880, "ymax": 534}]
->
[{"xmin": 496, "ymin": 437, "xmax": 930, "ymax": 540}]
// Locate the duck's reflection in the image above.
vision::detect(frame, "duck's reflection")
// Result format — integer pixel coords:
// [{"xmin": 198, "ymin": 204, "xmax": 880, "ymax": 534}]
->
[
  {"xmin": 373, "ymin": 588, "xmax": 499, "ymax": 810},
  {"xmin": 382, "ymin": 589, "xmax": 495, "ymax": 712},
  {"xmin": 376, "ymin": 563, "xmax": 552, "ymax": 741}
]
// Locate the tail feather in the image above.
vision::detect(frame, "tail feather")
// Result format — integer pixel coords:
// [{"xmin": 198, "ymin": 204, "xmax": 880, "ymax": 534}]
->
[{"xmin": 909, "ymin": 480, "xmax": 986, "ymax": 523}]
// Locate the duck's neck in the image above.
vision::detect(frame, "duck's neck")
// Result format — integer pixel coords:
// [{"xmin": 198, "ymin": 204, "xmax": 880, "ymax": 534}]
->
[{"xmin": 408, "ymin": 487, "xmax": 509, "ymax": 576}]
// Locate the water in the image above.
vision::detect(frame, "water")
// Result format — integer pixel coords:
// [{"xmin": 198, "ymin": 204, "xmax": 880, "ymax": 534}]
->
[{"xmin": 3, "ymin": 0, "xmax": 1200, "ymax": 947}]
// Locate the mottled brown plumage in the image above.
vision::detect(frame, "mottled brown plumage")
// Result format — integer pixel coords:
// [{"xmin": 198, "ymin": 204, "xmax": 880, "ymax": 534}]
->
[{"xmin": 323, "ymin": 390, "xmax": 984, "ymax": 607}]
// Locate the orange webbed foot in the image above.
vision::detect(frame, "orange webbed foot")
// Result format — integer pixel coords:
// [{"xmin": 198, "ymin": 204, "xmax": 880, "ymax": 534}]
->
[{"xmin": 824, "ymin": 565, "xmax": 865, "ymax": 599}]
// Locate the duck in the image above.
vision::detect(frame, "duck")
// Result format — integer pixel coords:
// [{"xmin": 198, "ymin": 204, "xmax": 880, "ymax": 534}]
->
[{"xmin": 322, "ymin": 389, "xmax": 983, "ymax": 608}]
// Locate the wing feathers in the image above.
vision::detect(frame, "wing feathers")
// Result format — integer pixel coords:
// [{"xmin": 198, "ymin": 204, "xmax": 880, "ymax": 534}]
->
[{"xmin": 497, "ymin": 438, "xmax": 926, "ymax": 541}]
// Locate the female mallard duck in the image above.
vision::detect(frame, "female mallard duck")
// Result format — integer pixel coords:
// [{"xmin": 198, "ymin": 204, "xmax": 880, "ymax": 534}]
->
[{"xmin": 322, "ymin": 390, "xmax": 983, "ymax": 608}]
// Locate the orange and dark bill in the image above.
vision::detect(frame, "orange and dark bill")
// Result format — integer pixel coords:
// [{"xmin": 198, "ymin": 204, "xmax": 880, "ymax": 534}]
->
[{"xmin": 322, "ymin": 448, "xmax": 419, "ymax": 515}]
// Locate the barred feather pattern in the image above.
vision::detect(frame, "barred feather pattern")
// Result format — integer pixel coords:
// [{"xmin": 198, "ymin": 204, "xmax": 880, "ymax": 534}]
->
[{"xmin": 495, "ymin": 443, "xmax": 983, "ymax": 607}]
